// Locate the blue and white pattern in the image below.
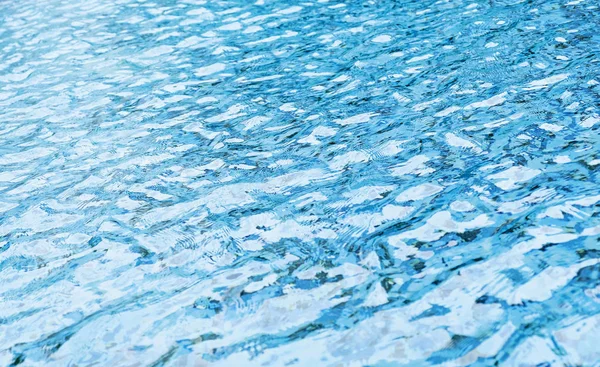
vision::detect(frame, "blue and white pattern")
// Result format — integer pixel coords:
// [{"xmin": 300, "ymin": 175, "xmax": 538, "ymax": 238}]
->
[{"xmin": 1, "ymin": 0, "xmax": 600, "ymax": 365}]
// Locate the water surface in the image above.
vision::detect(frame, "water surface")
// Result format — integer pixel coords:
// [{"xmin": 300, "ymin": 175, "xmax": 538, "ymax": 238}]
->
[{"xmin": 1, "ymin": 0, "xmax": 600, "ymax": 365}]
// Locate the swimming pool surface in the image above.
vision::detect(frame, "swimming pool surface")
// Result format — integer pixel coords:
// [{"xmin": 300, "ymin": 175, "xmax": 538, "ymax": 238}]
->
[{"xmin": 1, "ymin": 0, "xmax": 600, "ymax": 365}]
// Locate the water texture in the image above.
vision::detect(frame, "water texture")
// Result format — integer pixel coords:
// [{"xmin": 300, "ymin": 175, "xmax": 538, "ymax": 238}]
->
[{"xmin": 0, "ymin": 0, "xmax": 599, "ymax": 365}]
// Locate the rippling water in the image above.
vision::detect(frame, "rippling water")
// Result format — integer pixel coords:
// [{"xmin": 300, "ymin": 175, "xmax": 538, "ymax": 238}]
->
[{"xmin": 1, "ymin": 0, "xmax": 600, "ymax": 365}]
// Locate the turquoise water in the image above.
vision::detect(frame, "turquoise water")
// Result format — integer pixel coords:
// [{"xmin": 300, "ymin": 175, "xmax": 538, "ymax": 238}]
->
[{"xmin": 1, "ymin": 0, "xmax": 600, "ymax": 365}]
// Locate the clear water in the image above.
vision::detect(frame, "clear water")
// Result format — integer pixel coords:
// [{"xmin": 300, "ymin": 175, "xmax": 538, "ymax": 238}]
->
[{"xmin": 1, "ymin": 0, "xmax": 600, "ymax": 365}]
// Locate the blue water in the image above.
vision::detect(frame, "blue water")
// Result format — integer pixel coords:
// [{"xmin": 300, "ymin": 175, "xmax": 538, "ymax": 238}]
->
[{"xmin": 1, "ymin": 0, "xmax": 600, "ymax": 365}]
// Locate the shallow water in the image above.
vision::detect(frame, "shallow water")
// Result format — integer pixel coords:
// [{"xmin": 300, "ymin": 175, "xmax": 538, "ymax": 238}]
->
[{"xmin": 1, "ymin": 0, "xmax": 600, "ymax": 365}]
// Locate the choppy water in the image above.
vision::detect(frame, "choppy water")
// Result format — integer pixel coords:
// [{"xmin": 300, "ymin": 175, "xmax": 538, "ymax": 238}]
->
[{"xmin": 1, "ymin": 0, "xmax": 600, "ymax": 365}]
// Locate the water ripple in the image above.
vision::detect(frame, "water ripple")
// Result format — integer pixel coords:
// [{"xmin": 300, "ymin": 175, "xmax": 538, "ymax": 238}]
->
[{"xmin": 1, "ymin": 0, "xmax": 600, "ymax": 365}]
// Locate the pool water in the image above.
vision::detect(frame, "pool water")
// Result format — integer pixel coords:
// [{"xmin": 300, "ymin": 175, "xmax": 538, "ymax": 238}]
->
[{"xmin": 1, "ymin": 0, "xmax": 600, "ymax": 365}]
